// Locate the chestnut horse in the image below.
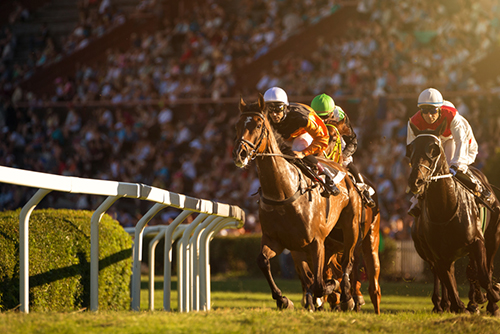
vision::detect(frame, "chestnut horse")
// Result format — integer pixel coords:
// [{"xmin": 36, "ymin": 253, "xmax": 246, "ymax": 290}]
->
[
  {"xmin": 233, "ymin": 94, "xmax": 362, "ymax": 309},
  {"xmin": 291, "ymin": 175, "xmax": 381, "ymax": 314},
  {"xmin": 407, "ymin": 121, "xmax": 500, "ymax": 315}
]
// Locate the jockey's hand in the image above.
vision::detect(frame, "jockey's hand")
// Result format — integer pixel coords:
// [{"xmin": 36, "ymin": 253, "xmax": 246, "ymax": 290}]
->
[
  {"xmin": 293, "ymin": 151, "xmax": 305, "ymax": 159},
  {"xmin": 450, "ymin": 165, "xmax": 458, "ymax": 176}
]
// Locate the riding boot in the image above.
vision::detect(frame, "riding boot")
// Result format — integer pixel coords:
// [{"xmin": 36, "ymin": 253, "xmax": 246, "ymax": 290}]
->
[
  {"xmin": 317, "ymin": 163, "xmax": 340, "ymax": 197},
  {"xmin": 407, "ymin": 196, "xmax": 421, "ymax": 218},
  {"xmin": 455, "ymin": 169, "xmax": 495, "ymax": 206},
  {"xmin": 347, "ymin": 162, "xmax": 375, "ymax": 208}
]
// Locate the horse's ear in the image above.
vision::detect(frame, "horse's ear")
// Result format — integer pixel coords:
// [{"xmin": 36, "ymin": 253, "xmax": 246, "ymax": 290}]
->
[
  {"xmin": 258, "ymin": 93, "xmax": 265, "ymax": 111},
  {"xmin": 409, "ymin": 120, "xmax": 420, "ymax": 136},
  {"xmin": 436, "ymin": 117, "xmax": 447, "ymax": 136},
  {"xmin": 239, "ymin": 96, "xmax": 246, "ymax": 112}
]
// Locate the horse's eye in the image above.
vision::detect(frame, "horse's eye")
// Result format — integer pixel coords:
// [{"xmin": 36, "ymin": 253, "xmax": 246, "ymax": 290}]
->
[{"xmin": 257, "ymin": 124, "xmax": 262, "ymax": 129}]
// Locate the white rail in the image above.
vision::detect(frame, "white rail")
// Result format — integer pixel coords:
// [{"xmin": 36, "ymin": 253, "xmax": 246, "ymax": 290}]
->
[{"xmin": 0, "ymin": 165, "xmax": 244, "ymax": 313}]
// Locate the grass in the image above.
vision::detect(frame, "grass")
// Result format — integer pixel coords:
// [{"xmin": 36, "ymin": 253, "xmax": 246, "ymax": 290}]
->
[{"xmin": 1, "ymin": 277, "xmax": 500, "ymax": 334}]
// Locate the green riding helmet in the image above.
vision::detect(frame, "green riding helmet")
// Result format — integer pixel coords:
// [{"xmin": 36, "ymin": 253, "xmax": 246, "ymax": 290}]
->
[{"xmin": 311, "ymin": 93, "xmax": 345, "ymax": 121}]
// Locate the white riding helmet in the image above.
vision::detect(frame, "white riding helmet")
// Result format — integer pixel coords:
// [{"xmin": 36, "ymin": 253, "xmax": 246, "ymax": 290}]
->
[
  {"xmin": 263, "ymin": 87, "xmax": 289, "ymax": 106},
  {"xmin": 443, "ymin": 100, "xmax": 456, "ymax": 108},
  {"xmin": 417, "ymin": 88, "xmax": 444, "ymax": 107}
]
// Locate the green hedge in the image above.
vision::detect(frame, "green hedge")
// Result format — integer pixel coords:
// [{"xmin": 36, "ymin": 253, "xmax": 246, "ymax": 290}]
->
[{"xmin": 0, "ymin": 209, "xmax": 133, "ymax": 312}]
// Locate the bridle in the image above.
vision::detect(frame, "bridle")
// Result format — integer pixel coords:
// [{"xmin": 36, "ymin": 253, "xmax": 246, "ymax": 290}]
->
[
  {"xmin": 411, "ymin": 134, "xmax": 453, "ymax": 185},
  {"xmin": 236, "ymin": 111, "xmax": 296, "ymax": 161},
  {"xmin": 235, "ymin": 111, "xmax": 268, "ymax": 161},
  {"xmin": 235, "ymin": 110, "xmax": 313, "ymax": 205}
]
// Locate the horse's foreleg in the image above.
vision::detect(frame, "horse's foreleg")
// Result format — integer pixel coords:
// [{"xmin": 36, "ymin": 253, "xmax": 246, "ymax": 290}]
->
[
  {"xmin": 435, "ymin": 261, "xmax": 466, "ymax": 314},
  {"xmin": 290, "ymin": 251, "xmax": 316, "ymax": 311},
  {"xmin": 465, "ymin": 259, "xmax": 484, "ymax": 314},
  {"xmin": 307, "ymin": 239, "xmax": 326, "ymax": 300},
  {"xmin": 257, "ymin": 241, "xmax": 293, "ymax": 310},
  {"xmin": 430, "ymin": 267, "xmax": 442, "ymax": 313}
]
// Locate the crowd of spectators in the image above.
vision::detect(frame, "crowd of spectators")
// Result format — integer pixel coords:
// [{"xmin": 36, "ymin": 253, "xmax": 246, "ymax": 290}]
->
[
  {"xmin": 1, "ymin": 0, "xmax": 500, "ymax": 238},
  {"xmin": 0, "ymin": 0, "xmax": 130, "ymax": 96}
]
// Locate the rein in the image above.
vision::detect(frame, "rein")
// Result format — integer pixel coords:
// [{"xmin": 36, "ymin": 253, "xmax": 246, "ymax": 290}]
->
[
  {"xmin": 413, "ymin": 134, "xmax": 453, "ymax": 184},
  {"xmin": 237, "ymin": 111, "xmax": 315, "ymax": 205},
  {"xmin": 236, "ymin": 111, "xmax": 269, "ymax": 161}
]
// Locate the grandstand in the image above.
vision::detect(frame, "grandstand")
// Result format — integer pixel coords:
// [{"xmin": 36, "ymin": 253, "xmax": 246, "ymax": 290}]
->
[{"xmin": 1, "ymin": 0, "xmax": 500, "ymax": 239}]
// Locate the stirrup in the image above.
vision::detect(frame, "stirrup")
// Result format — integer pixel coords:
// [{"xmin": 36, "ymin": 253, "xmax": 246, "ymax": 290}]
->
[
  {"xmin": 321, "ymin": 180, "xmax": 340, "ymax": 197},
  {"xmin": 480, "ymin": 188, "xmax": 495, "ymax": 206},
  {"xmin": 363, "ymin": 190, "xmax": 376, "ymax": 208}
]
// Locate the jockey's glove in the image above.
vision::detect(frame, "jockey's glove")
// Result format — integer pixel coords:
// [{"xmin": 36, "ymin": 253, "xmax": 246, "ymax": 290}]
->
[{"xmin": 449, "ymin": 165, "xmax": 458, "ymax": 176}]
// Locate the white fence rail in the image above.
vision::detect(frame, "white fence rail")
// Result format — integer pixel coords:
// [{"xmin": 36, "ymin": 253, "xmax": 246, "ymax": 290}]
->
[
  {"xmin": 394, "ymin": 240, "xmax": 425, "ymax": 280},
  {"xmin": 0, "ymin": 165, "xmax": 244, "ymax": 313}
]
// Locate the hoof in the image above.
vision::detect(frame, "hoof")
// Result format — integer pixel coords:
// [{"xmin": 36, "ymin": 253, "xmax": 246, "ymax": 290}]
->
[
  {"xmin": 355, "ymin": 294, "xmax": 365, "ymax": 306},
  {"xmin": 277, "ymin": 296, "xmax": 294, "ymax": 310},
  {"xmin": 466, "ymin": 305, "xmax": 480, "ymax": 315},
  {"xmin": 432, "ymin": 307, "xmax": 443, "ymax": 314},
  {"xmin": 341, "ymin": 297, "xmax": 355, "ymax": 311},
  {"xmin": 491, "ymin": 309, "xmax": 500, "ymax": 317}
]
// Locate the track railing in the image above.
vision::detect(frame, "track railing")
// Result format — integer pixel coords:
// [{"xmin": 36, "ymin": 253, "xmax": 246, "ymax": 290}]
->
[{"xmin": 0, "ymin": 165, "xmax": 244, "ymax": 313}]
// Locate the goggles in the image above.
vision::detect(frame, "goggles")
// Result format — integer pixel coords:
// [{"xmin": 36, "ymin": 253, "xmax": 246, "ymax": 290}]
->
[
  {"xmin": 267, "ymin": 103, "xmax": 286, "ymax": 114},
  {"xmin": 420, "ymin": 105, "xmax": 439, "ymax": 115}
]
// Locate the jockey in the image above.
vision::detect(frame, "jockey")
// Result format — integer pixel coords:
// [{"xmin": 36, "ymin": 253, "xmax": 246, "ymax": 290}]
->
[
  {"xmin": 311, "ymin": 93, "xmax": 376, "ymax": 208},
  {"xmin": 406, "ymin": 87, "xmax": 494, "ymax": 217},
  {"xmin": 263, "ymin": 86, "xmax": 339, "ymax": 196}
]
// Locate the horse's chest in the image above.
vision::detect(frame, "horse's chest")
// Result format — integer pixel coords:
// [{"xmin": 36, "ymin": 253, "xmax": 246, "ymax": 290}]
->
[{"xmin": 259, "ymin": 209, "xmax": 318, "ymax": 247}]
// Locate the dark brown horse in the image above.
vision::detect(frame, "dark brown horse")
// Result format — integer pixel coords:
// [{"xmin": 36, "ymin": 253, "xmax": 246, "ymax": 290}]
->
[
  {"xmin": 407, "ymin": 121, "xmax": 500, "ymax": 316},
  {"xmin": 291, "ymin": 175, "xmax": 381, "ymax": 314},
  {"xmin": 232, "ymin": 94, "xmax": 362, "ymax": 309}
]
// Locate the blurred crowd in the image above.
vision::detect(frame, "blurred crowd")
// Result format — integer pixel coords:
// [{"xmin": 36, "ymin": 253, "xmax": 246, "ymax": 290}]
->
[
  {"xmin": 0, "ymin": 0, "xmax": 128, "ymax": 93},
  {"xmin": 1, "ymin": 0, "xmax": 500, "ymax": 238}
]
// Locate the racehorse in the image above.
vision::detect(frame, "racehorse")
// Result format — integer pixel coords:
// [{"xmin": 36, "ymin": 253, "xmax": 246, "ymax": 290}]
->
[
  {"xmin": 407, "ymin": 121, "xmax": 500, "ymax": 316},
  {"xmin": 291, "ymin": 175, "xmax": 381, "ymax": 314},
  {"xmin": 232, "ymin": 94, "xmax": 362, "ymax": 310}
]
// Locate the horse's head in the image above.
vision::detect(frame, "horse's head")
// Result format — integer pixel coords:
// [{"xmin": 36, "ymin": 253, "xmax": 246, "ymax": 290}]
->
[
  {"xmin": 233, "ymin": 93, "xmax": 269, "ymax": 168},
  {"xmin": 406, "ymin": 120, "xmax": 448, "ymax": 195}
]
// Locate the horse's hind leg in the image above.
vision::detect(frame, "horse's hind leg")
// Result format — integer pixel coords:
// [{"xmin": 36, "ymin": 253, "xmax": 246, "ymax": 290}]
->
[
  {"xmin": 361, "ymin": 222, "xmax": 381, "ymax": 314},
  {"xmin": 257, "ymin": 239, "xmax": 294, "ymax": 310}
]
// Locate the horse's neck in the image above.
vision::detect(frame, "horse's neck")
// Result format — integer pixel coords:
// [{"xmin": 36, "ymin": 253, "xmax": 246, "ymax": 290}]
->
[
  {"xmin": 257, "ymin": 130, "xmax": 298, "ymax": 200},
  {"xmin": 424, "ymin": 161, "xmax": 458, "ymax": 221},
  {"xmin": 256, "ymin": 156, "xmax": 298, "ymax": 199}
]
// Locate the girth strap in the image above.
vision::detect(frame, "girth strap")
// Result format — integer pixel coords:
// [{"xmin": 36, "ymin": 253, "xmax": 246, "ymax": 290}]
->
[{"xmin": 259, "ymin": 187, "xmax": 303, "ymax": 206}]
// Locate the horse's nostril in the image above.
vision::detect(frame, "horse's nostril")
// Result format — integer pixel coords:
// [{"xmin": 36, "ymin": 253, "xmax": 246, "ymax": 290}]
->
[{"xmin": 416, "ymin": 179, "xmax": 424, "ymax": 186}]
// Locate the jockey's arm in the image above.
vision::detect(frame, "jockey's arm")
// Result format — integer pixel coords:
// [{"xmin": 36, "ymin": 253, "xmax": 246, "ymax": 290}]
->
[
  {"xmin": 342, "ymin": 117, "xmax": 357, "ymax": 159},
  {"xmin": 449, "ymin": 114, "xmax": 475, "ymax": 171},
  {"xmin": 302, "ymin": 112, "xmax": 329, "ymax": 156}
]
